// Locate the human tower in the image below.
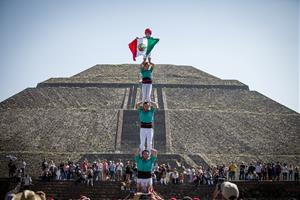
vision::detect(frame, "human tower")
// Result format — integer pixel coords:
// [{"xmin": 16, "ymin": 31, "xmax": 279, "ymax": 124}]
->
[{"xmin": 129, "ymin": 28, "xmax": 160, "ymax": 194}]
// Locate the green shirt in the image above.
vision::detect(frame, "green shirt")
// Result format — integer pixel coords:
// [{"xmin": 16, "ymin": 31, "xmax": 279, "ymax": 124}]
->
[
  {"xmin": 138, "ymin": 107, "xmax": 156, "ymax": 123},
  {"xmin": 140, "ymin": 66, "xmax": 153, "ymax": 80},
  {"xmin": 134, "ymin": 155, "xmax": 157, "ymax": 172}
]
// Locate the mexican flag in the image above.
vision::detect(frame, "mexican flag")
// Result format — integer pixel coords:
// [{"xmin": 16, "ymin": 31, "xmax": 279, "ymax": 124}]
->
[{"xmin": 128, "ymin": 37, "xmax": 159, "ymax": 61}]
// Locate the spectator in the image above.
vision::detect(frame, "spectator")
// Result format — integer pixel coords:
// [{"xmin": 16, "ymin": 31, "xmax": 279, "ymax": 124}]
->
[
  {"xmin": 261, "ymin": 163, "xmax": 267, "ymax": 180},
  {"xmin": 16, "ymin": 168, "xmax": 23, "ymax": 182},
  {"xmin": 8, "ymin": 159, "xmax": 17, "ymax": 178},
  {"xmin": 20, "ymin": 160, "xmax": 27, "ymax": 177},
  {"xmin": 288, "ymin": 164, "xmax": 293, "ymax": 181},
  {"xmin": 186, "ymin": 167, "xmax": 194, "ymax": 183},
  {"xmin": 69, "ymin": 161, "xmax": 75, "ymax": 179},
  {"xmin": 247, "ymin": 163, "xmax": 255, "ymax": 177},
  {"xmin": 205, "ymin": 167, "xmax": 213, "ymax": 185},
  {"xmin": 275, "ymin": 162, "xmax": 282, "ymax": 181},
  {"xmin": 125, "ymin": 161, "xmax": 133, "ymax": 182},
  {"xmin": 154, "ymin": 163, "xmax": 160, "ymax": 182},
  {"xmin": 294, "ymin": 166, "xmax": 299, "ymax": 181},
  {"xmin": 255, "ymin": 162, "xmax": 262, "ymax": 180},
  {"xmin": 267, "ymin": 163, "xmax": 273, "ymax": 181},
  {"xmin": 211, "ymin": 181, "xmax": 239, "ymax": 200},
  {"xmin": 22, "ymin": 174, "xmax": 32, "ymax": 190},
  {"xmin": 179, "ymin": 172, "xmax": 184, "ymax": 184},
  {"xmin": 4, "ymin": 182, "xmax": 20, "ymax": 200},
  {"xmin": 49, "ymin": 160, "xmax": 57, "ymax": 180},
  {"xmin": 59, "ymin": 161, "xmax": 64, "ymax": 180},
  {"xmin": 228, "ymin": 162, "xmax": 237, "ymax": 181},
  {"xmin": 86, "ymin": 167, "xmax": 94, "ymax": 187},
  {"xmin": 239, "ymin": 162, "xmax": 246, "ymax": 180},
  {"xmin": 116, "ymin": 160, "xmax": 124, "ymax": 181},
  {"xmin": 102, "ymin": 160, "xmax": 109, "ymax": 181},
  {"xmin": 108, "ymin": 161, "xmax": 116, "ymax": 181},
  {"xmin": 152, "ymin": 173, "xmax": 157, "ymax": 185},
  {"xmin": 41, "ymin": 159, "xmax": 48, "ymax": 172},
  {"xmin": 160, "ymin": 164, "xmax": 167, "ymax": 185},
  {"xmin": 92, "ymin": 161, "xmax": 99, "ymax": 182},
  {"xmin": 171, "ymin": 169, "xmax": 179, "ymax": 184},
  {"xmin": 79, "ymin": 195, "xmax": 91, "ymax": 200},
  {"xmin": 13, "ymin": 190, "xmax": 46, "ymax": 200},
  {"xmin": 282, "ymin": 163, "xmax": 288, "ymax": 181},
  {"xmin": 64, "ymin": 163, "xmax": 70, "ymax": 180},
  {"xmin": 97, "ymin": 160, "xmax": 103, "ymax": 181},
  {"xmin": 81, "ymin": 159, "xmax": 88, "ymax": 172}
]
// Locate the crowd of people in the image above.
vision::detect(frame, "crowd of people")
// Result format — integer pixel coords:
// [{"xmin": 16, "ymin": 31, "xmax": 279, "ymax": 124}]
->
[
  {"xmin": 36, "ymin": 158, "xmax": 300, "ymax": 186},
  {"xmin": 7, "ymin": 157, "xmax": 300, "ymax": 188},
  {"xmin": 6, "ymin": 156, "xmax": 299, "ymax": 200}
]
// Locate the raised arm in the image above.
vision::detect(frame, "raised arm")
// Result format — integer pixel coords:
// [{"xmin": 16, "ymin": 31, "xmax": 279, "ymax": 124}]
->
[
  {"xmin": 135, "ymin": 101, "xmax": 142, "ymax": 109},
  {"xmin": 139, "ymin": 63, "xmax": 144, "ymax": 69},
  {"xmin": 151, "ymin": 148, "xmax": 158, "ymax": 157},
  {"xmin": 133, "ymin": 148, "xmax": 140, "ymax": 157},
  {"xmin": 150, "ymin": 101, "xmax": 159, "ymax": 109},
  {"xmin": 149, "ymin": 63, "xmax": 155, "ymax": 69}
]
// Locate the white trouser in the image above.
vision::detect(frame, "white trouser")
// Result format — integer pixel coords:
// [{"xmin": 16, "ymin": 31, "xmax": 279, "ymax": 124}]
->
[
  {"xmin": 140, "ymin": 128, "xmax": 153, "ymax": 152},
  {"xmin": 160, "ymin": 177, "xmax": 167, "ymax": 185},
  {"xmin": 137, "ymin": 178, "xmax": 153, "ymax": 187},
  {"xmin": 142, "ymin": 83, "xmax": 152, "ymax": 103}
]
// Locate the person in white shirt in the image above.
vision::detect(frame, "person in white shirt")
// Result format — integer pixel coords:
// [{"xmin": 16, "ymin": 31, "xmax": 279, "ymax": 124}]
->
[
  {"xmin": 255, "ymin": 162, "xmax": 262, "ymax": 180},
  {"xmin": 282, "ymin": 163, "xmax": 289, "ymax": 181},
  {"xmin": 22, "ymin": 174, "xmax": 32, "ymax": 190},
  {"xmin": 21, "ymin": 160, "xmax": 27, "ymax": 177}
]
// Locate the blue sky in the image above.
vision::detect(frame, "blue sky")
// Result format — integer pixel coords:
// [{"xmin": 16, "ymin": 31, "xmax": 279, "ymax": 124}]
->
[{"xmin": 0, "ymin": 0, "xmax": 299, "ymax": 112}]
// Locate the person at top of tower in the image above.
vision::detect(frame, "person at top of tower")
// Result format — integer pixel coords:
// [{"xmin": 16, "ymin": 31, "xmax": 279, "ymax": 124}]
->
[
  {"xmin": 128, "ymin": 28, "xmax": 159, "ymax": 63},
  {"xmin": 135, "ymin": 101, "xmax": 158, "ymax": 153},
  {"xmin": 143, "ymin": 28, "xmax": 157, "ymax": 65}
]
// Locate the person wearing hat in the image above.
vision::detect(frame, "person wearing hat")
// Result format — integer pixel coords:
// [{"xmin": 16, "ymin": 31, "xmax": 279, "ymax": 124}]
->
[
  {"xmin": 143, "ymin": 28, "xmax": 159, "ymax": 64},
  {"xmin": 135, "ymin": 101, "xmax": 158, "ymax": 153},
  {"xmin": 211, "ymin": 181, "xmax": 239, "ymax": 200},
  {"xmin": 12, "ymin": 190, "xmax": 46, "ymax": 200},
  {"xmin": 133, "ymin": 148, "xmax": 157, "ymax": 193}
]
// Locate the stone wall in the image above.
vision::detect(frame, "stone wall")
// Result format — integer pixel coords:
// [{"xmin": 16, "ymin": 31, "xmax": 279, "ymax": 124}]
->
[
  {"xmin": 0, "ymin": 87, "xmax": 126, "ymax": 109},
  {"xmin": 40, "ymin": 64, "xmax": 247, "ymax": 86},
  {"xmin": 165, "ymin": 88, "xmax": 297, "ymax": 114},
  {"xmin": 168, "ymin": 110, "xmax": 300, "ymax": 164},
  {"xmin": 0, "ymin": 109, "xmax": 119, "ymax": 152}
]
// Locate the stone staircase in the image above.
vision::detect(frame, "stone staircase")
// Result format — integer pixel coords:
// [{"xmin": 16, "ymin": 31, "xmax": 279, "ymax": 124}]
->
[
  {"xmin": 29, "ymin": 180, "xmax": 128, "ymax": 200},
  {"xmin": 1, "ymin": 179, "xmax": 300, "ymax": 200}
]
